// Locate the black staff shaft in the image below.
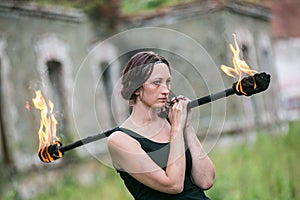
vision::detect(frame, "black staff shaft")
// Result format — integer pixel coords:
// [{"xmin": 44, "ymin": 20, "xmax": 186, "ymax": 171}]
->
[
  {"xmin": 187, "ymin": 88, "xmax": 235, "ymax": 109},
  {"xmin": 58, "ymin": 88, "xmax": 235, "ymax": 154},
  {"xmin": 59, "ymin": 127, "xmax": 118, "ymax": 153}
]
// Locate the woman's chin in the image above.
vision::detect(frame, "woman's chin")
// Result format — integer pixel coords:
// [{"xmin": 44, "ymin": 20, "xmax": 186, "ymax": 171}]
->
[{"xmin": 153, "ymin": 103, "xmax": 166, "ymax": 109}]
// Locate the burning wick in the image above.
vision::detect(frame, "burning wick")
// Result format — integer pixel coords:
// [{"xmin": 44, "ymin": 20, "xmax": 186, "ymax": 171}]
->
[
  {"xmin": 32, "ymin": 90, "xmax": 63, "ymax": 162},
  {"xmin": 221, "ymin": 33, "xmax": 260, "ymax": 95}
]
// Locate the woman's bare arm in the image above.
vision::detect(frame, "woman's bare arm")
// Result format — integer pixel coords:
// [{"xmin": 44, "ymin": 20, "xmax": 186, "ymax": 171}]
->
[{"xmin": 184, "ymin": 113, "xmax": 215, "ymax": 190}]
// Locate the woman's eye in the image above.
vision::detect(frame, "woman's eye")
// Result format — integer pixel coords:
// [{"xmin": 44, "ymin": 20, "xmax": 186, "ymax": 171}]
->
[
  {"xmin": 151, "ymin": 79, "xmax": 171, "ymax": 87},
  {"xmin": 153, "ymin": 81, "xmax": 161, "ymax": 85}
]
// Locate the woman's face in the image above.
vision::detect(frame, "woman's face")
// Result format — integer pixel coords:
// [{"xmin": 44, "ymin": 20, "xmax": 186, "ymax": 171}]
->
[{"xmin": 138, "ymin": 63, "xmax": 171, "ymax": 108}]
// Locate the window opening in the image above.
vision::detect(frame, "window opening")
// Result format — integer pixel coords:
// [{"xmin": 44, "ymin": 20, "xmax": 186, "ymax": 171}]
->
[
  {"xmin": 241, "ymin": 44, "xmax": 249, "ymax": 63},
  {"xmin": 0, "ymin": 59, "xmax": 11, "ymax": 165},
  {"xmin": 101, "ymin": 62, "xmax": 113, "ymax": 104},
  {"xmin": 99, "ymin": 61, "xmax": 115, "ymax": 124},
  {"xmin": 46, "ymin": 60, "xmax": 66, "ymax": 134}
]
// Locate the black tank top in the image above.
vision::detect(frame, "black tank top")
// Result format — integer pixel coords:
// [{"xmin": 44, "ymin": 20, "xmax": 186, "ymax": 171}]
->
[{"xmin": 115, "ymin": 127, "xmax": 210, "ymax": 200}]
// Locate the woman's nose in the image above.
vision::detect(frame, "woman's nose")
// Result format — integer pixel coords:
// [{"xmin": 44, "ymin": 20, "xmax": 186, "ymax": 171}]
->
[{"xmin": 161, "ymin": 83, "xmax": 170, "ymax": 94}]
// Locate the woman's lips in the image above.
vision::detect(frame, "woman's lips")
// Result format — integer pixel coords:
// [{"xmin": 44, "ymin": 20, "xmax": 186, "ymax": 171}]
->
[{"xmin": 158, "ymin": 98, "xmax": 167, "ymax": 102}]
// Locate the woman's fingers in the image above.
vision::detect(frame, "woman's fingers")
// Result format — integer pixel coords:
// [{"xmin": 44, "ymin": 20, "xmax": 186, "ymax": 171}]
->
[{"xmin": 168, "ymin": 96, "xmax": 189, "ymax": 124}]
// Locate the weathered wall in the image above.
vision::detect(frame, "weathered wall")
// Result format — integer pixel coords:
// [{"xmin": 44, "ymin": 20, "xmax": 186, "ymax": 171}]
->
[
  {"xmin": 273, "ymin": 38, "xmax": 300, "ymax": 120},
  {"xmin": 271, "ymin": 0, "xmax": 300, "ymax": 120},
  {"xmin": 0, "ymin": 3, "xmax": 120, "ymax": 170}
]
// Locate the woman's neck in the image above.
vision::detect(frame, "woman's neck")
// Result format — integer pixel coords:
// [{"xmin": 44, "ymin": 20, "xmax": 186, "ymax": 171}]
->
[
  {"xmin": 130, "ymin": 104, "xmax": 159, "ymax": 128},
  {"xmin": 121, "ymin": 102, "xmax": 170, "ymax": 141}
]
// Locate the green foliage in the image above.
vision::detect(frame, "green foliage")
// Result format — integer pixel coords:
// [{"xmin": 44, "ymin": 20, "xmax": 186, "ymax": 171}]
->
[
  {"xmin": 24, "ymin": 0, "xmax": 271, "ymax": 16},
  {"xmin": 27, "ymin": 0, "xmax": 195, "ymax": 15},
  {"xmin": 121, "ymin": 0, "xmax": 194, "ymax": 15}
]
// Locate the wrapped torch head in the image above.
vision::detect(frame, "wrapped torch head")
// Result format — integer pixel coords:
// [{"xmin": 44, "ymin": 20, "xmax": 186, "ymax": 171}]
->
[
  {"xmin": 38, "ymin": 141, "xmax": 63, "ymax": 163},
  {"xmin": 232, "ymin": 72, "xmax": 271, "ymax": 96}
]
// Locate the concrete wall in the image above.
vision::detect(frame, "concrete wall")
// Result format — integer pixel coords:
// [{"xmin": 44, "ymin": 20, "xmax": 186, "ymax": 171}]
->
[
  {"xmin": 273, "ymin": 38, "xmax": 300, "ymax": 120},
  {"xmin": 271, "ymin": 0, "xmax": 300, "ymax": 120},
  {"xmin": 0, "ymin": 2, "xmax": 121, "ymax": 170}
]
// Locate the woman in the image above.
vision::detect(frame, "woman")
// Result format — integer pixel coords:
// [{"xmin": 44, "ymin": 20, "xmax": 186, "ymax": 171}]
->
[{"xmin": 107, "ymin": 51, "xmax": 215, "ymax": 200}]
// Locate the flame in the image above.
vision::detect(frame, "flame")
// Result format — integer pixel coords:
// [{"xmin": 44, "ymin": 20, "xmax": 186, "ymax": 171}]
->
[
  {"xmin": 221, "ymin": 34, "xmax": 257, "ymax": 95},
  {"xmin": 32, "ymin": 90, "xmax": 62, "ymax": 162}
]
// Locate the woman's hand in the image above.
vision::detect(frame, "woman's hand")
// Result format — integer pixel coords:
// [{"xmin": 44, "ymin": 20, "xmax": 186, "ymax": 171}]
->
[
  {"xmin": 168, "ymin": 96, "xmax": 189, "ymax": 134},
  {"xmin": 184, "ymin": 97, "xmax": 193, "ymax": 129}
]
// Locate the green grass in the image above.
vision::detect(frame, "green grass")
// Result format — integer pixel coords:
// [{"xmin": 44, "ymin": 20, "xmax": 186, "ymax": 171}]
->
[
  {"xmin": 34, "ymin": 121, "xmax": 300, "ymax": 200},
  {"xmin": 36, "ymin": 165, "xmax": 132, "ymax": 200},
  {"xmin": 206, "ymin": 121, "xmax": 300, "ymax": 200}
]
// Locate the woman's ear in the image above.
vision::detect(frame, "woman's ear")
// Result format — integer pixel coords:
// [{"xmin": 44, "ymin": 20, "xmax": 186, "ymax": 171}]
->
[
  {"xmin": 135, "ymin": 86, "xmax": 143, "ymax": 95},
  {"xmin": 135, "ymin": 87, "xmax": 143, "ymax": 99},
  {"xmin": 134, "ymin": 90, "xmax": 140, "ymax": 96}
]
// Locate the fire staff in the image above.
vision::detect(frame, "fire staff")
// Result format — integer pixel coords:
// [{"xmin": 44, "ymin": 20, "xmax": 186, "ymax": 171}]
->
[
  {"xmin": 34, "ymin": 69, "xmax": 270, "ymax": 162},
  {"xmin": 32, "ymin": 34, "xmax": 270, "ymax": 163}
]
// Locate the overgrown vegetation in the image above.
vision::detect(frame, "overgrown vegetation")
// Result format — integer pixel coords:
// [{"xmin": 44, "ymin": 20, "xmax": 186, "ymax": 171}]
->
[
  {"xmin": 23, "ymin": 0, "xmax": 195, "ymax": 15},
  {"xmin": 23, "ymin": 0, "xmax": 272, "ymax": 14},
  {"xmin": 120, "ymin": 0, "xmax": 195, "ymax": 15},
  {"xmin": 206, "ymin": 121, "xmax": 300, "ymax": 200},
  {"xmin": 31, "ymin": 121, "xmax": 300, "ymax": 200}
]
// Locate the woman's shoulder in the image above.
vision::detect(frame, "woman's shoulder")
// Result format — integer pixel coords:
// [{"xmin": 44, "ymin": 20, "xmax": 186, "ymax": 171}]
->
[{"xmin": 107, "ymin": 129, "xmax": 141, "ymax": 148}]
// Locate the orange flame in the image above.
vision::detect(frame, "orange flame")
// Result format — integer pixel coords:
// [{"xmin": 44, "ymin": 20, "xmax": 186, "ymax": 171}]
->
[
  {"xmin": 32, "ymin": 90, "xmax": 62, "ymax": 162},
  {"xmin": 221, "ymin": 34, "xmax": 257, "ymax": 95}
]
